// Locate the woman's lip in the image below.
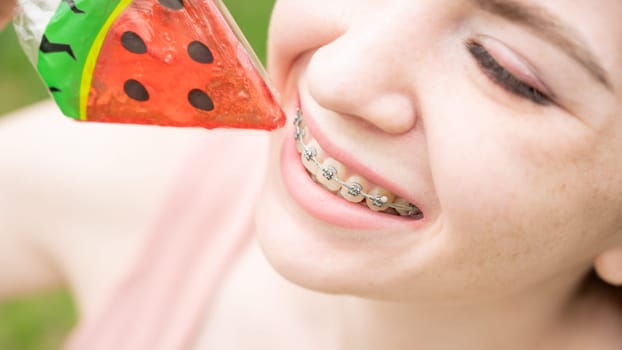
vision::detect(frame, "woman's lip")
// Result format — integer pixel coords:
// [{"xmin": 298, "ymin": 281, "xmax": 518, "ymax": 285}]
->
[
  {"xmin": 280, "ymin": 122, "xmax": 426, "ymax": 230},
  {"xmin": 297, "ymin": 97, "xmax": 421, "ymax": 209}
]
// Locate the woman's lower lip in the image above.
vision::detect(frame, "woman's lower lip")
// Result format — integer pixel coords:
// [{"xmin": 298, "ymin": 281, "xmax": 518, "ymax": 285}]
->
[{"xmin": 280, "ymin": 124, "xmax": 425, "ymax": 231}]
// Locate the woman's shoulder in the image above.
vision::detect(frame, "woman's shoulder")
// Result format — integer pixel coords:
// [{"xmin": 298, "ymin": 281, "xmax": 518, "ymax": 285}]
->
[{"xmin": 0, "ymin": 99, "xmax": 269, "ymax": 315}]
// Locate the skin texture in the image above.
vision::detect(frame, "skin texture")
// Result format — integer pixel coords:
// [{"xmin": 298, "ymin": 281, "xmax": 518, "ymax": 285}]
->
[{"xmin": 254, "ymin": 0, "xmax": 622, "ymax": 348}]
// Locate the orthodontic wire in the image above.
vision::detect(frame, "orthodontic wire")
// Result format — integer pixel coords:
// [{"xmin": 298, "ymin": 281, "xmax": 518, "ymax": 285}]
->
[{"xmin": 293, "ymin": 109, "xmax": 422, "ymax": 217}]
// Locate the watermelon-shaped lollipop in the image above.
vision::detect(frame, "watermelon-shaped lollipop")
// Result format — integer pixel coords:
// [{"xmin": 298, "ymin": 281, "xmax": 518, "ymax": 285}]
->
[{"xmin": 16, "ymin": 0, "xmax": 286, "ymax": 130}]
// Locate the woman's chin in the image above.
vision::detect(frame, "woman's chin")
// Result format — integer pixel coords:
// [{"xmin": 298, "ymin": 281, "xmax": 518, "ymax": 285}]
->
[
  {"xmin": 254, "ymin": 151, "xmax": 433, "ymax": 301},
  {"xmin": 254, "ymin": 175, "xmax": 355, "ymax": 296}
]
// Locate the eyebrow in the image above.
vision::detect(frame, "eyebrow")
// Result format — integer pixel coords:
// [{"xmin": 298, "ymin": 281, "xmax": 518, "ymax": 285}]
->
[{"xmin": 476, "ymin": 0, "xmax": 612, "ymax": 90}]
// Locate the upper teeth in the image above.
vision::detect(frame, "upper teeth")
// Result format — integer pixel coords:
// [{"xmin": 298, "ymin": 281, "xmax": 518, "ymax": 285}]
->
[{"xmin": 293, "ymin": 110, "xmax": 422, "ymax": 218}]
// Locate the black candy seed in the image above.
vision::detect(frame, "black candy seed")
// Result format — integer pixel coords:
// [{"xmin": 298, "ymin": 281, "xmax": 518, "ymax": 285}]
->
[
  {"xmin": 187, "ymin": 41, "xmax": 214, "ymax": 64},
  {"xmin": 188, "ymin": 89, "xmax": 214, "ymax": 111},
  {"xmin": 158, "ymin": 0, "xmax": 183, "ymax": 10},
  {"xmin": 121, "ymin": 31, "xmax": 147, "ymax": 54},
  {"xmin": 124, "ymin": 80, "xmax": 150, "ymax": 102}
]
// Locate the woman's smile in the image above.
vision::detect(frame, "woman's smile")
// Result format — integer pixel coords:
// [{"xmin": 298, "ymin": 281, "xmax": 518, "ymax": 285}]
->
[
  {"xmin": 279, "ymin": 112, "xmax": 427, "ymax": 231},
  {"xmin": 294, "ymin": 109, "xmax": 423, "ymax": 217}
]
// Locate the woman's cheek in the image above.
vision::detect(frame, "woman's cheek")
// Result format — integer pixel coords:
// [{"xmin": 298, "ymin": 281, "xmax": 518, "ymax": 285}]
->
[
  {"xmin": 438, "ymin": 148, "xmax": 522, "ymax": 235},
  {"xmin": 432, "ymin": 127, "xmax": 605, "ymax": 284}
]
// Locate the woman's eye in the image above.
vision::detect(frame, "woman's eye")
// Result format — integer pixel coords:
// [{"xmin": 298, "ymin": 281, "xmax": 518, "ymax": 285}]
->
[{"xmin": 466, "ymin": 40, "xmax": 551, "ymax": 106}]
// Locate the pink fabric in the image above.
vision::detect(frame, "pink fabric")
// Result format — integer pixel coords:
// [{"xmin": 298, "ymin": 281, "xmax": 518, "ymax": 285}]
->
[{"xmin": 65, "ymin": 133, "xmax": 268, "ymax": 350}]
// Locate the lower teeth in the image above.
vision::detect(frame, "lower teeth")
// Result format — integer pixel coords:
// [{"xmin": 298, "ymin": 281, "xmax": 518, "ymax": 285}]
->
[{"xmin": 294, "ymin": 110, "xmax": 423, "ymax": 219}]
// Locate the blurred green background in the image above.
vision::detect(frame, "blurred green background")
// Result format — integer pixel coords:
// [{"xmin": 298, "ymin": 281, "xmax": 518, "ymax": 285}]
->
[{"xmin": 0, "ymin": 0, "xmax": 274, "ymax": 348}]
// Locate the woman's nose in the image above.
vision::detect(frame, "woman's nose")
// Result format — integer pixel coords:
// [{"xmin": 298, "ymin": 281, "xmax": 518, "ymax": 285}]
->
[{"xmin": 305, "ymin": 22, "xmax": 419, "ymax": 134}]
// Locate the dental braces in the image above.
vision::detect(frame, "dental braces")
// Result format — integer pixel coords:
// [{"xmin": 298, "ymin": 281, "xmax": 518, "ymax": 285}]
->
[{"xmin": 293, "ymin": 109, "xmax": 422, "ymax": 217}]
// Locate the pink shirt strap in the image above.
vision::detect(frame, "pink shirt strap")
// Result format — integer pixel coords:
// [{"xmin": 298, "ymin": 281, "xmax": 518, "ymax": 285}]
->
[{"xmin": 65, "ymin": 133, "xmax": 268, "ymax": 349}]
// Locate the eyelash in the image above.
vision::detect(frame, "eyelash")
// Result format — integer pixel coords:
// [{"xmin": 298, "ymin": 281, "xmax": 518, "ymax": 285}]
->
[{"xmin": 465, "ymin": 40, "xmax": 551, "ymax": 106}]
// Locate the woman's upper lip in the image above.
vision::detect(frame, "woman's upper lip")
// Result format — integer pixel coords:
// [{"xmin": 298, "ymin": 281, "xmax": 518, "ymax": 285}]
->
[{"xmin": 298, "ymin": 100, "xmax": 419, "ymax": 207}]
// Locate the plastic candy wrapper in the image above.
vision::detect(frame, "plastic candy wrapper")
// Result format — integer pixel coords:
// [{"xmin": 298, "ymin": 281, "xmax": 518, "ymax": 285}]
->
[{"xmin": 13, "ymin": 0, "xmax": 286, "ymax": 131}]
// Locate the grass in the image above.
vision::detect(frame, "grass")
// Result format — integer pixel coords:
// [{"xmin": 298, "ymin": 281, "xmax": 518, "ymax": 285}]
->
[
  {"xmin": 0, "ymin": 0, "xmax": 274, "ymax": 348},
  {"xmin": 0, "ymin": 291, "xmax": 77, "ymax": 350},
  {"xmin": 0, "ymin": 25, "xmax": 48, "ymax": 114}
]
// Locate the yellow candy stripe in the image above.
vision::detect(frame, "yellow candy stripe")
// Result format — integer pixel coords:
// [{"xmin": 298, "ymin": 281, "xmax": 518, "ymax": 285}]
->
[{"xmin": 79, "ymin": 0, "xmax": 133, "ymax": 120}]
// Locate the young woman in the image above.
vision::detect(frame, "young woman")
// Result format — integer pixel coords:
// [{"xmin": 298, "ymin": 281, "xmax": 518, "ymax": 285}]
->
[{"xmin": 1, "ymin": 0, "xmax": 621, "ymax": 349}]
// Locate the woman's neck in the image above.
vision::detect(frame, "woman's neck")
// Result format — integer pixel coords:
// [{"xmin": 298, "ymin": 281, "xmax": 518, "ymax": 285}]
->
[
  {"xmin": 310, "ymin": 270, "xmax": 589, "ymax": 350},
  {"xmin": 233, "ymin": 241, "xmax": 617, "ymax": 350}
]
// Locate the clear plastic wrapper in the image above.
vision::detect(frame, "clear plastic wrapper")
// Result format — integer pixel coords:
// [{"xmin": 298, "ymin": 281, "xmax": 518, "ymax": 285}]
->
[{"xmin": 13, "ymin": 0, "xmax": 285, "ymax": 130}]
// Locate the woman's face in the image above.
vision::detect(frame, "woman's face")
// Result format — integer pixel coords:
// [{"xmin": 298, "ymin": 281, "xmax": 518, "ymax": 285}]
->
[{"xmin": 257, "ymin": 0, "xmax": 622, "ymax": 302}]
